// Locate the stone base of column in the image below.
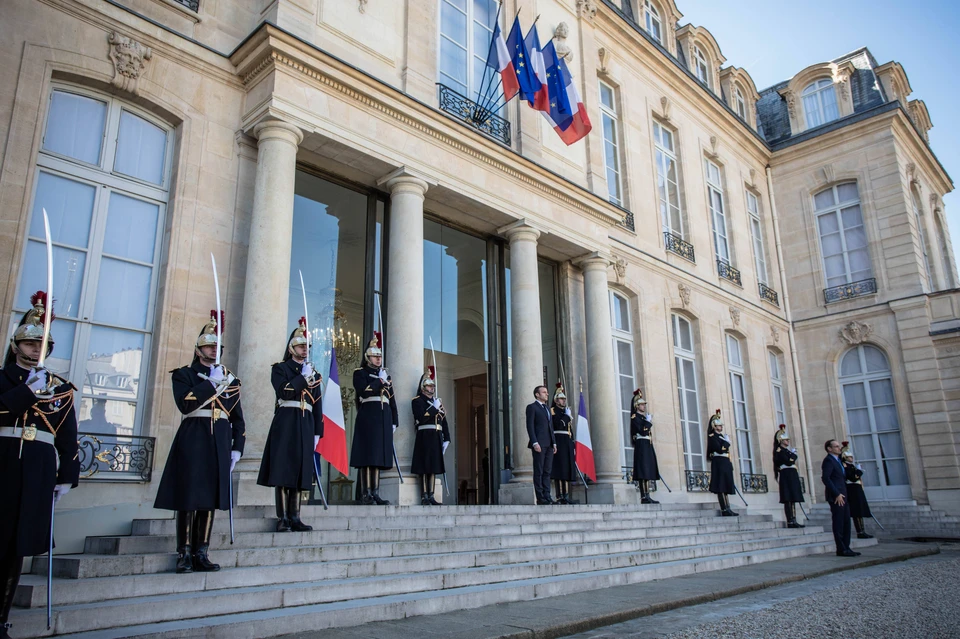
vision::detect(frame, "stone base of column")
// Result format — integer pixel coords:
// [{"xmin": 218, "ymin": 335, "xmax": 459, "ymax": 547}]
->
[
  {"xmin": 234, "ymin": 463, "xmax": 274, "ymax": 506},
  {"xmin": 498, "ymin": 481, "xmax": 537, "ymax": 505},
  {"xmin": 378, "ymin": 475, "xmax": 423, "ymax": 506},
  {"xmin": 585, "ymin": 481, "xmax": 640, "ymax": 505}
]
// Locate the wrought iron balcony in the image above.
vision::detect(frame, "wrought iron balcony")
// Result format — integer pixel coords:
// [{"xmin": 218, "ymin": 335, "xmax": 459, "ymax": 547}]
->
[
  {"xmin": 685, "ymin": 469, "xmax": 711, "ymax": 492},
  {"xmin": 741, "ymin": 473, "xmax": 768, "ymax": 493},
  {"xmin": 759, "ymin": 282, "xmax": 780, "ymax": 306},
  {"xmin": 664, "ymin": 231, "xmax": 695, "ymax": 262},
  {"xmin": 171, "ymin": 0, "xmax": 199, "ymax": 10},
  {"xmin": 437, "ymin": 83, "xmax": 511, "ymax": 146},
  {"xmin": 823, "ymin": 277, "xmax": 878, "ymax": 304},
  {"xmin": 78, "ymin": 432, "xmax": 156, "ymax": 482},
  {"xmin": 717, "ymin": 260, "xmax": 742, "ymax": 287},
  {"xmin": 621, "ymin": 210, "xmax": 635, "ymax": 232}
]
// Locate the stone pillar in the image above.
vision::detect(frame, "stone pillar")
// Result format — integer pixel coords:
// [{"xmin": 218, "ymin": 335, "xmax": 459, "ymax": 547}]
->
[
  {"xmin": 498, "ymin": 220, "xmax": 543, "ymax": 504},
  {"xmin": 577, "ymin": 253, "xmax": 633, "ymax": 504},
  {"xmin": 377, "ymin": 167, "xmax": 433, "ymax": 505},
  {"xmin": 235, "ymin": 119, "xmax": 303, "ymax": 504}
]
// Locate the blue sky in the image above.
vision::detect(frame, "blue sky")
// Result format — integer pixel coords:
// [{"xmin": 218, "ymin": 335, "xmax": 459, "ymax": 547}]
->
[{"xmin": 676, "ymin": 0, "xmax": 960, "ymax": 262}]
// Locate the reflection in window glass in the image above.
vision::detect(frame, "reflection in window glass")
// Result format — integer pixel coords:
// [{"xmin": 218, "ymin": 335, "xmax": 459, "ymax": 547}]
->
[
  {"xmin": 44, "ymin": 91, "xmax": 107, "ymax": 165},
  {"xmin": 114, "ymin": 111, "xmax": 168, "ymax": 185},
  {"xmin": 79, "ymin": 326, "xmax": 144, "ymax": 435}
]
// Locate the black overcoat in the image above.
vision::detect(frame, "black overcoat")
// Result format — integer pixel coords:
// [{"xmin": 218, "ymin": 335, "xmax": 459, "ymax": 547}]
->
[
  {"xmin": 0, "ymin": 365, "xmax": 79, "ymax": 557},
  {"xmin": 707, "ymin": 432, "xmax": 736, "ymax": 495},
  {"xmin": 774, "ymin": 447, "xmax": 804, "ymax": 504},
  {"xmin": 154, "ymin": 361, "xmax": 245, "ymax": 511},
  {"xmin": 257, "ymin": 359, "xmax": 324, "ymax": 490},
  {"xmin": 550, "ymin": 404, "xmax": 576, "ymax": 481},
  {"xmin": 844, "ymin": 464, "xmax": 872, "ymax": 518},
  {"xmin": 630, "ymin": 413, "xmax": 659, "ymax": 481},
  {"xmin": 350, "ymin": 365, "xmax": 398, "ymax": 469},
  {"xmin": 410, "ymin": 393, "xmax": 450, "ymax": 475}
]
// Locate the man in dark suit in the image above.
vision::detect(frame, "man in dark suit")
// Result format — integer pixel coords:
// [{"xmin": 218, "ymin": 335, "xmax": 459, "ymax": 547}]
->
[
  {"xmin": 526, "ymin": 385, "xmax": 557, "ymax": 505},
  {"xmin": 822, "ymin": 439, "xmax": 860, "ymax": 557}
]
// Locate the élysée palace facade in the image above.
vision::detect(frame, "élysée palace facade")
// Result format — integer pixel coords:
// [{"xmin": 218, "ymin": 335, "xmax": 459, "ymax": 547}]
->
[{"xmin": 1, "ymin": 0, "xmax": 958, "ymax": 551}]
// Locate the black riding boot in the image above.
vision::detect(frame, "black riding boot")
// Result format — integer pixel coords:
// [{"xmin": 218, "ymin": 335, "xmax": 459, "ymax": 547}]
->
[
  {"xmin": 720, "ymin": 494, "xmax": 738, "ymax": 517},
  {"xmin": 784, "ymin": 502, "xmax": 793, "ymax": 526},
  {"xmin": 358, "ymin": 467, "xmax": 375, "ymax": 505},
  {"xmin": 192, "ymin": 510, "xmax": 220, "ymax": 572},
  {"xmin": 275, "ymin": 486, "xmax": 291, "ymax": 532},
  {"xmin": 286, "ymin": 488, "xmax": 313, "ymax": 531},
  {"xmin": 175, "ymin": 510, "xmax": 194, "ymax": 573},
  {"xmin": 0, "ymin": 551, "xmax": 24, "ymax": 638},
  {"xmin": 424, "ymin": 475, "xmax": 438, "ymax": 505},
  {"xmin": 855, "ymin": 517, "xmax": 874, "ymax": 539},
  {"xmin": 421, "ymin": 475, "xmax": 431, "ymax": 505},
  {"xmin": 647, "ymin": 481, "xmax": 660, "ymax": 504},
  {"xmin": 788, "ymin": 503, "xmax": 804, "ymax": 528},
  {"xmin": 371, "ymin": 468, "xmax": 390, "ymax": 505}
]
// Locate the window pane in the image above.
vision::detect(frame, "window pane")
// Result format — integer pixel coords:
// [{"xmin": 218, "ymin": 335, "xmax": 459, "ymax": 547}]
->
[
  {"xmin": 843, "ymin": 382, "xmax": 868, "ymax": 409},
  {"xmin": 859, "ymin": 459, "xmax": 880, "ymax": 486},
  {"xmin": 18, "ymin": 242, "xmax": 86, "ymax": 319},
  {"xmin": 93, "ymin": 258, "xmax": 152, "ymax": 329},
  {"xmin": 726, "ymin": 335, "xmax": 741, "ymax": 367},
  {"xmin": 814, "ymin": 189, "xmax": 836, "ymax": 211},
  {"xmin": 114, "ymin": 111, "xmax": 167, "ymax": 185},
  {"xmin": 44, "ymin": 91, "xmax": 106, "ymax": 165},
  {"xmin": 846, "ymin": 407, "xmax": 871, "ymax": 434},
  {"xmin": 882, "ymin": 458, "xmax": 909, "ymax": 486},
  {"xmin": 600, "ymin": 84, "xmax": 615, "ymax": 110},
  {"xmin": 439, "ymin": 39, "xmax": 468, "ymax": 87},
  {"xmin": 821, "ymin": 86, "xmax": 839, "ymax": 121},
  {"xmin": 678, "ymin": 318, "xmax": 692, "ymax": 351},
  {"xmin": 864, "ymin": 347, "xmax": 890, "ymax": 373},
  {"xmin": 104, "ymin": 192, "xmax": 159, "ymax": 262},
  {"xmin": 769, "ymin": 352, "xmax": 780, "ymax": 379},
  {"xmin": 81, "ymin": 326, "xmax": 144, "ymax": 434},
  {"xmin": 441, "ymin": 1, "xmax": 467, "ymax": 42},
  {"xmin": 78, "ymin": 398, "xmax": 138, "ymax": 436},
  {"xmin": 840, "ymin": 350, "xmax": 862, "ymax": 377},
  {"xmin": 837, "ymin": 183, "xmax": 859, "ymax": 203},
  {"xmin": 877, "ymin": 432, "xmax": 904, "ymax": 460},
  {"xmin": 803, "ymin": 94, "xmax": 822, "ymax": 128},
  {"xmin": 817, "ymin": 212, "xmax": 840, "ymax": 235},
  {"xmin": 31, "ymin": 172, "xmax": 96, "ymax": 248},
  {"xmin": 613, "ymin": 295, "xmax": 629, "ymax": 331}
]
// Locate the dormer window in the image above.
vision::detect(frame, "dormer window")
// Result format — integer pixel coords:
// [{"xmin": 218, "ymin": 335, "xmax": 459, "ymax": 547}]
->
[
  {"xmin": 644, "ymin": 1, "xmax": 662, "ymax": 43},
  {"xmin": 735, "ymin": 86, "xmax": 746, "ymax": 120},
  {"xmin": 802, "ymin": 79, "xmax": 839, "ymax": 128},
  {"xmin": 694, "ymin": 46, "xmax": 710, "ymax": 88}
]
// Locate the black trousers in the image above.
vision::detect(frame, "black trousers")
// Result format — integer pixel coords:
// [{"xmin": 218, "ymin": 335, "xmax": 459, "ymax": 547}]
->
[
  {"xmin": 829, "ymin": 498, "xmax": 852, "ymax": 553},
  {"xmin": 532, "ymin": 445, "xmax": 554, "ymax": 502}
]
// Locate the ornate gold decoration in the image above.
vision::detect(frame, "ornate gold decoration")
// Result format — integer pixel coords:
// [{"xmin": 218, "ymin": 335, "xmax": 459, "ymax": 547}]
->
[
  {"xmin": 839, "ymin": 320, "xmax": 873, "ymax": 345},
  {"xmin": 108, "ymin": 32, "xmax": 152, "ymax": 96}
]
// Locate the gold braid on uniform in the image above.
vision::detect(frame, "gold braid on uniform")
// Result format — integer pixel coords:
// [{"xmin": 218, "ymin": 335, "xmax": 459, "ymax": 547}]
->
[{"xmin": 26, "ymin": 387, "xmax": 75, "ymax": 435}]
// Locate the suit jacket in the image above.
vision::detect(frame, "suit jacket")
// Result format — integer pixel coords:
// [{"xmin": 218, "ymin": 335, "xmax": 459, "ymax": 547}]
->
[
  {"xmin": 821, "ymin": 454, "xmax": 848, "ymax": 502},
  {"xmin": 526, "ymin": 401, "xmax": 555, "ymax": 450}
]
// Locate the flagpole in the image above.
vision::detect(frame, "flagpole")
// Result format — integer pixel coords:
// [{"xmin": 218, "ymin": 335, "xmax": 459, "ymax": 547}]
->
[{"xmin": 474, "ymin": 0, "xmax": 504, "ymax": 114}]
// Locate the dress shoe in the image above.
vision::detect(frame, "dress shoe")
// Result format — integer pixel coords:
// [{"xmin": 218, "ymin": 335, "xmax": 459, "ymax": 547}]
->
[
  {"xmin": 836, "ymin": 550, "xmax": 861, "ymax": 557},
  {"xmin": 175, "ymin": 546, "xmax": 194, "ymax": 574},
  {"xmin": 276, "ymin": 517, "xmax": 292, "ymax": 532},
  {"xmin": 857, "ymin": 532, "xmax": 874, "ymax": 539}
]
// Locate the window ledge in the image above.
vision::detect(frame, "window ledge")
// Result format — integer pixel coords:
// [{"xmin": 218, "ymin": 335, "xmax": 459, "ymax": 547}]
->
[{"xmin": 148, "ymin": 0, "xmax": 202, "ymax": 23}]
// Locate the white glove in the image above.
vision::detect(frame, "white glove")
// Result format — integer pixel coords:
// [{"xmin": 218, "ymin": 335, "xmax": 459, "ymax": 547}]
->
[
  {"xmin": 53, "ymin": 483, "xmax": 71, "ymax": 504},
  {"xmin": 301, "ymin": 362, "xmax": 314, "ymax": 379},
  {"xmin": 28, "ymin": 368, "xmax": 48, "ymax": 392},
  {"xmin": 378, "ymin": 369, "xmax": 388, "ymax": 382},
  {"xmin": 645, "ymin": 413, "xmax": 653, "ymax": 422},
  {"xmin": 432, "ymin": 398, "xmax": 441, "ymax": 410},
  {"xmin": 314, "ymin": 435, "xmax": 321, "ymax": 451},
  {"xmin": 632, "ymin": 434, "xmax": 640, "ymax": 441},
  {"xmin": 442, "ymin": 441, "xmax": 449, "ymax": 454},
  {"xmin": 208, "ymin": 365, "xmax": 225, "ymax": 386},
  {"xmin": 392, "ymin": 424, "xmax": 397, "ymax": 433},
  {"xmin": 230, "ymin": 450, "xmax": 241, "ymax": 472}
]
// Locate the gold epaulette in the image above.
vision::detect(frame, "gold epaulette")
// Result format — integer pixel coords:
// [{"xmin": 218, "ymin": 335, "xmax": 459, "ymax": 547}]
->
[{"xmin": 49, "ymin": 373, "xmax": 77, "ymax": 391}]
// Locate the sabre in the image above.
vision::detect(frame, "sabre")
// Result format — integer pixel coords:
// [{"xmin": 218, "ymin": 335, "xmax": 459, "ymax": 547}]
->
[
  {"xmin": 657, "ymin": 475, "xmax": 673, "ymax": 493},
  {"xmin": 798, "ymin": 501, "xmax": 809, "ymax": 521},
  {"xmin": 46, "ymin": 493, "xmax": 54, "ymax": 629},
  {"xmin": 38, "ymin": 209, "xmax": 54, "ymax": 374},
  {"xmin": 298, "ymin": 270, "xmax": 311, "ymax": 365},
  {"xmin": 210, "ymin": 254, "xmax": 222, "ymax": 368},
  {"xmin": 733, "ymin": 483, "xmax": 749, "ymax": 507},
  {"xmin": 375, "ymin": 294, "xmax": 403, "ymax": 483},
  {"xmin": 228, "ymin": 470, "xmax": 235, "ymax": 545},
  {"xmin": 574, "ymin": 463, "xmax": 589, "ymax": 505},
  {"xmin": 870, "ymin": 514, "xmax": 887, "ymax": 532},
  {"xmin": 429, "ymin": 337, "xmax": 449, "ymax": 498},
  {"xmin": 312, "ymin": 453, "xmax": 329, "ymax": 510}
]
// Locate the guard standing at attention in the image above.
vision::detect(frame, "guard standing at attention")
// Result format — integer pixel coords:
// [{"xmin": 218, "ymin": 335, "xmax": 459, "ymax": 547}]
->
[
  {"xmin": 351, "ymin": 335, "xmax": 398, "ymax": 505},
  {"xmin": 773, "ymin": 425, "xmax": 804, "ymax": 528},
  {"xmin": 410, "ymin": 367, "xmax": 449, "ymax": 505},
  {"xmin": 840, "ymin": 442, "xmax": 874, "ymax": 539},
  {"xmin": 258, "ymin": 317, "xmax": 323, "ymax": 531},
  {"xmin": 550, "ymin": 382, "xmax": 577, "ymax": 505},
  {"xmin": 154, "ymin": 311, "xmax": 245, "ymax": 574},
  {"xmin": 707, "ymin": 409, "xmax": 738, "ymax": 517},
  {"xmin": 0, "ymin": 293, "xmax": 79, "ymax": 639},
  {"xmin": 630, "ymin": 390, "xmax": 660, "ymax": 505}
]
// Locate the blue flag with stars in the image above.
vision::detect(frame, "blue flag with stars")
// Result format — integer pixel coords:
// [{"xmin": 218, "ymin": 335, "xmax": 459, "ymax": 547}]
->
[{"xmin": 504, "ymin": 16, "xmax": 543, "ymax": 105}]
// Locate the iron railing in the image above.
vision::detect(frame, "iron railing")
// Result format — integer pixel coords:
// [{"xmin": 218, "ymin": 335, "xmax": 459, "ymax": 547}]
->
[
  {"xmin": 437, "ymin": 83, "xmax": 511, "ymax": 145},
  {"xmin": 741, "ymin": 473, "xmax": 768, "ymax": 493},
  {"xmin": 759, "ymin": 282, "xmax": 780, "ymax": 306},
  {"xmin": 621, "ymin": 210, "xmax": 636, "ymax": 232},
  {"xmin": 823, "ymin": 277, "xmax": 877, "ymax": 304},
  {"xmin": 717, "ymin": 260, "xmax": 742, "ymax": 286},
  {"xmin": 664, "ymin": 231, "xmax": 695, "ymax": 262},
  {"xmin": 622, "ymin": 466, "xmax": 657, "ymax": 491},
  {"xmin": 685, "ymin": 469, "xmax": 711, "ymax": 492},
  {"xmin": 171, "ymin": 0, "xmax": 199, "ymax": 11},
  {"xmin": 78, "ymin": 432, "xmax": 156, "ymax": 482}
]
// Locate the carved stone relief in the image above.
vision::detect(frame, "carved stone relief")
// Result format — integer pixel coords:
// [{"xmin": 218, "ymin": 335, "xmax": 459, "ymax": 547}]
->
[
  {"xmin": 660, "ymin": 96, "xmax": 671, "ymax": 120},
  {"xmin": 770, "ymin": 325, "xmax": 781, "ymax": 344},
  {"xmin": 108, "ymin": 32, "xmax": 152, "ymax": 96},
  {"xmin": 576, "ymin": 0, "xmax": 597, "ymax": 21},
  {"xmin": 613, "ymin": 256, "xmax": 627, "ymax": 282},
  {"xmin": 678, "ymin": 283, "xmax": 691, "ymax": 308},
  {"xmin": 839, "ymin": 321, "xmax": 873, "ymax": 345},
  {"xmin": 598, "ymin": 47, "xmax": 610, "ymax": 73},
  {"xmin": 553, "ymin": 22, "xmax": 573, "ymax": 62},
  {"xmin": 729, "ymin": 306, "xmax": 741, "ymax": 327}
]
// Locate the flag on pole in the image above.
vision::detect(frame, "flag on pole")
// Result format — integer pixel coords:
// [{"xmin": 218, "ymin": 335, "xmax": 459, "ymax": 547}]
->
[
  {"xmin": 485, "ymin": 17, "xmax": 520, "ymax": 102},
  {"xmin": 505, "ymin": 16, "xmax": 543, "ymax": 105},
  {"xmin": 317, "ymin": 347, "xmax": 349, "ymax": 475},
  {"xmin": 575, "ymin": 390, "xmax": 596, "ymax": 481},
  {"xmin": 541, "ymin": 41, "xmax": 573, "ymax": 131},
  {"xmin": 523, "ymin": 25, "xmax": 550, "ymax": 112},
  {"xmin": 556, "ymin": 56, "xmax": 593, "ymax": 146}
]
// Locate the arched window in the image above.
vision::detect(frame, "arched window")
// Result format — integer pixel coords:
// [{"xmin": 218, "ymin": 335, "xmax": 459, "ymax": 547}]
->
[
  {"xmin": 802, "ymin": 78, "xmax": 839, "ymax": 128},
  {"xmin": 672, "ymin": 314, "xmax": 703, "ymax": 470},
  {"xmin": 912, "ymin": 191, "xmax": 935, "ymax": 290},
  {"xmin": 815, "ymin": 182, "xmax": 873, "ymax": 289},
  {"xmin": 644, "ymin": 0, "xmax": 662, "ymax": 43},
  {"xmin": 735, "ymin": 86, "xmax": 747, "ymax": 120},
  {"xmin": 694, "ymin": 46, "xmax": 710, "ymax": 87},
  {"xmin": 839, "ymin": 345, "xmax": 910, "ymax": 501},
  {"xmin": 768, "ymin": 350, "xmax": 786, "ymax": 426},
  {"xmin": 611, "ymin": 292, "xmax": 637, "ymax": 466},
  {"xmin": 726, "ymin": 335, "xmax": 755, "ymax": 474}
]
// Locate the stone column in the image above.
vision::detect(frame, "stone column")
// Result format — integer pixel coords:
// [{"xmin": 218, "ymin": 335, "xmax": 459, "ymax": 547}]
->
[
  {"xmin": 577, "ymin": 253, "xmax": 632, "ymax": 504},
  {"xmin": 235, "ymin": 119, "xmax": 303, "ymax": 504},
  {"xmin": 498, "ymin": 220, "xmax": 543, "ymax": 504},
  {"xmin": 377, "ymin": 167, "xmax": 433, "ymax": 505}
]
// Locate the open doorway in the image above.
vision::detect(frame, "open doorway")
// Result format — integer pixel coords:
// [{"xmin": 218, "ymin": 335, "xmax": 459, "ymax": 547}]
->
[{"xmin": 454, "ymin": 373, "xmax": 490, "ymax": 505}]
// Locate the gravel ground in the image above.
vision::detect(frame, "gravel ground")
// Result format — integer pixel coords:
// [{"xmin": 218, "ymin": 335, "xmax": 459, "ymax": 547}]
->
[{"xmin": 663, "ymin": 555, "xmax": 960, "ymax": 639}]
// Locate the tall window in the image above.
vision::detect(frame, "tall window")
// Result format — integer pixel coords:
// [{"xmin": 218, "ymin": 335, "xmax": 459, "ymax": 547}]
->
[
  {"xmin": 768, "ymin": 350, "xmax": 786, "ymax": 426},
  {"xmin": 643, "ymin": 0, "xmax": 662, "ymax": 43},
  {"xmin": 912, "ymin": 192, "xmax": 935, "ymax": 290},
  {"xmin": 672, "ymin": 314, "xmax": 703, "ymax": 470},
  {"xmin": 653, "ymin": 121, "xmax": 682, "ymax": 235},
  {"xmin": 746, "ymin": 191, "xmax": 768, "ymax": 284},
  {"xmin": 611, "ymin": 292, "xmax": 637, "ymax": 466},
  {"xmin": 599, "ymin": 82, "xmax": 623, "ymax": 207},
  {"xmin": 726, "ymin": 335, "xmax": 755, "ymax": 474},
  {"xmin": 693, "ymin": 46, "xmax": 710, "ymax": 87},
  {"xmin": 439, "ymin": 0, "xmax": 498, "ymax": 99},
  {"xmin": 802, "ymin": 79, "xmax": 839, "ymax": 129},
  {"xmin": 706, "ymin": 160, "xmax": 731, "ymax": 265},
  {"xmin": 935, "ymin": 215, "xmax": 956, "ymax": 289},
  {"xmin": 815, "ymin": 182, "xmax": 873, "ymax": 288},
  {"xmin": 14, "ymin": 86, "xmax": 171, "ymax": 436},
  {"xmin": 735, "ymin": 86, "xmax": 747, "ymax": 120}
]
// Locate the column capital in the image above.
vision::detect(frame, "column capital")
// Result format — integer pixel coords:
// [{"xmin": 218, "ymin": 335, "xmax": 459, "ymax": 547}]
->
[
  {"xmin": 573, "ymin": 251, "xmax": 613, "ymax": 271},
  {"xmin": 252, "ymin": 119, "xmax": 304, "ymax": 148},
  {"xmin": 497, "ymin": 219, "xmax": 544, "ymax": 243},
  {"xmin": 376, "ymin": 166, "xmax": 435, "ymax": 196}
]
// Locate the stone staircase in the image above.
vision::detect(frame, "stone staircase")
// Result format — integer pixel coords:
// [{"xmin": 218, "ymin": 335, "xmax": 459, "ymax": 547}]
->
[
  {"xmin": 805, "ymin": 500, "xmax": 960, "ymax": 540},
  {"xmin": 11, "ymin": 503, "xmax": 876, "ymax": 638}
]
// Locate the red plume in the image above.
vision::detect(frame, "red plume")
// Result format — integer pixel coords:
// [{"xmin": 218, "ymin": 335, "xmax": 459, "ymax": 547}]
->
[
  {"xmin": 30, "ymin": 291, "xmax": 56, "ymax": 321},
  {"xmin": 374, "ymin": 331, "xmax": 382, "ymax": 348},
  {"xmin": 841, "ymin": 441, "xmax": 849, "ymax": 447},
  {"xmin": 299, "ymin": 316, "xmax": 307, "ymax": 328},
  {"xmin": 428, "ymin": 365, "xmax": 436, "ymax": 380},
  {"xmin": 556, "ymin": 382, "xmax": 563, "ymax": 390},
  {"xmin": 633, "ymin": 389, "xmax": 641, "ymax": 397},
  {"xmin": 715, "ymin": 409, "xmax": 721, "ymax": 415},
  {"xmin": 210, "ymin": 310, "xmax": 225, "ymax": 333},
  {"xmin": 779, "ymin": 424, "xmax": 786, "ymax": 430}
]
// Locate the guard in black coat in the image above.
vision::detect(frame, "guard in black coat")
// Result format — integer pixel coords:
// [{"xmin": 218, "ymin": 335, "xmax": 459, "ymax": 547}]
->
[
  {"xmin": 257, "ymin": 317, "xmax": 323, "ymax": 532},
  {"xmin": 823, "ymin": 439, "xmax": 858, "ymax": 556},
  {"xmin": 630, "ymin": 389, "xmax": 660, "ymax": 505},
  {"xmin": 707, "ymin": 410, "xmax": 738, "ymax": 516},
  {"xmin": 549, "ymin": 383, "xmax": 576, "ymax": 505},
  {"xmin": 772, "ymin": 425, "xmax": 804, "ymax": 528},
  {"xmin": 410, "ymin": 368, "xmax": 449, "ymax": 505},
  {"xmin": 841, "ymin": 442, "xmax": 874, "ymax": 539},
  {"xmin": 527, "ymin": 385, "xmax": 556, "ymax": 505},
  {"xmin": 154, "ymin": 311, "xmax": 245, "ymax": 574},
  {"xmin": 0, "ymin": 293, "xmax": 79, "ymax": 639},
  {"xmin": 350, "ymin": 336, "xmax": 398, "ymax": 505}
]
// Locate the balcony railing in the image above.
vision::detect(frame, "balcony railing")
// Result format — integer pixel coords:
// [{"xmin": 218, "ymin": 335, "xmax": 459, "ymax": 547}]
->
[
  {"xmin": 621, "ymin": 210, "xmax": 636, "ymax": 232},
  {"xmin": 685, "ymin": 469, "xmax": 711, "ymax": 492},
  {"xmin": 759, "ymin": 282, "xmax": 780, "ymax": 306},
  {"xmin": 78, "ymin": 432, "xmax": 156, "ymax": 482},
  {"xmin": 622, "ymin": 466, "xmax": 657, "ymax": 491},
  {"xmin": 172, "ymin": 0, "xmax": 199, "ymax": 10},
  {"xmin": 437, "ymin": 83, "xmax": 511, "ymax": 146},
  {"xmin": 740, "ymin": 473, "xmax": 768, "ymax": 493},
  {"xmin": 664, "ymin": 231, "xmax": 695, "ymax": 262},
  {"xmin": 717, "ymin": 260, "xmax": 742, "ymax": 286},
  {"xmin": 823, "ymin": 277, "xmax": 878, "ymax": 304}
]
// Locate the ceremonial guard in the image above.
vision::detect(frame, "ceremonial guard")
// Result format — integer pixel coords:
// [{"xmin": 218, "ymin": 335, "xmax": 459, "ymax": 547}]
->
[
  {"xmin": 257, "ymin": 317, "xmax": 323, "ymax": 531},
  {"xmin": 773, "ymin": 425, "xmax": 804, "ymax": 528},
  {"xmin": 351, "ymin": 335, "xmax": 398, "ymax": 505},
  {"xmin": 549, "ymin": 383, "xmax": 577, "ymax": 505},
  {"xmin": 707, "ymin": 410, "xmax": 738, "ymax": 516},
  {"xmin": 630, "ymin": 390, "xmax": 660, "ymax": 505},
  {"xmin": 410, "ymin": 368, "xmax": 449, "ymax": 505},
  {"xmin": 840, "ymin": 442, "xmax": 874, "ymax": 539},
  {"xmin": 154, "ymin": 311, "xmax": 245, "ymax": 574},
  {"xmin": 0, "ymin": 293, "xmax": 79, "ymax": 639}
]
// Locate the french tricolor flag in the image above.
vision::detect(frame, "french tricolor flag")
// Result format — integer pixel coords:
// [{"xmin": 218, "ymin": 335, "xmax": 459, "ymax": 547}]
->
[
  {"xmin": 317, "ymin": 348, "xmax": 349, "ymax": 476},
  {"xmin": 556, "ymin": 56, "xmax": 593, "ymax": 146},
  {"xmin": 575, "ymin": 390, "xmax": 596, "ymax": 482},
  {"xmin": 485, "ymin": 18, "xmax": 520, "ymax": 102},
  {"xmin": 523, "ymin": 25, "xmax": 550, "ymax": 112}
]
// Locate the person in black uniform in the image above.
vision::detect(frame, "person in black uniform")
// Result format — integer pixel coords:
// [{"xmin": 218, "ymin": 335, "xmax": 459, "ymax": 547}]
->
[
  {"xmin": 154, "ymin": 311, "xmax": 245, "ymax": 574},
  {"xmin": 258, "ymin": 317, "xmax": 323, "ymax": 531},
  {"xmin": 0, "ymin": 293, "xmax": 79, "ymax": 639},
  {"xmin": 410, "ymin": 368, "xmax": 449, "ymax": 505},
  {"xmin": 841, "ymin": 442, "xmax": 874, "ymax": 539},
  {"xmin": 351, "ymin": 335, "xmax": 398, "ymax": 505},
  {"xmin": 707, "ymin": 409, "xmax": 738, "ymax": 516},
  {"xmin": 773, "ymin": 425, "xmax": 804, "ymax": 528},
  {"xmin": 549, "ymin": 383, "xmax": 576, "ymax": 505},
  {"xmin": 630, "ymin": 390, "xmax": 659, "ymax": 505}
]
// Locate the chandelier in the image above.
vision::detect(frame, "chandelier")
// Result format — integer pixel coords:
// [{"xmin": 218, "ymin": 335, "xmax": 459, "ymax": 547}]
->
[{"xmin": 311, "ymin": 289, "xmax": 362, "ymax": 415}]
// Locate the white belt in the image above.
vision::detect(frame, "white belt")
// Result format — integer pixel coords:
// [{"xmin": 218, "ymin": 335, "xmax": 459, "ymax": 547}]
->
[
  {"xmin": 713, "ymin": 453, "xmax": 729, "ymax": 457},
  {"xmin": 633, "ymin": 435, "xmax": 650, "ymax": 440},
  {"xmin": 184, "ymin": 408, "xmax": 228, "ymax": 420},
  {"xmin": 360, "ymin": 396, "xmax": 390, "ymax": 404},
  {"xmin": 779, "ymin": 464, "xmax": 796, "ymax": 470},
  {"xmin": 417, "ymin": 424, "xmax": 442, "ymax": 431},
  {"xmin": 0, "ymin": 425, "xmax": 55, "ymax": 446},
  {"xmin": 277, "ymin": 400, "xmax": 312, "ymax": 412},
  {"xmin": 555, "ymin": 431, "xmax": 571, "ymax": 436}
]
